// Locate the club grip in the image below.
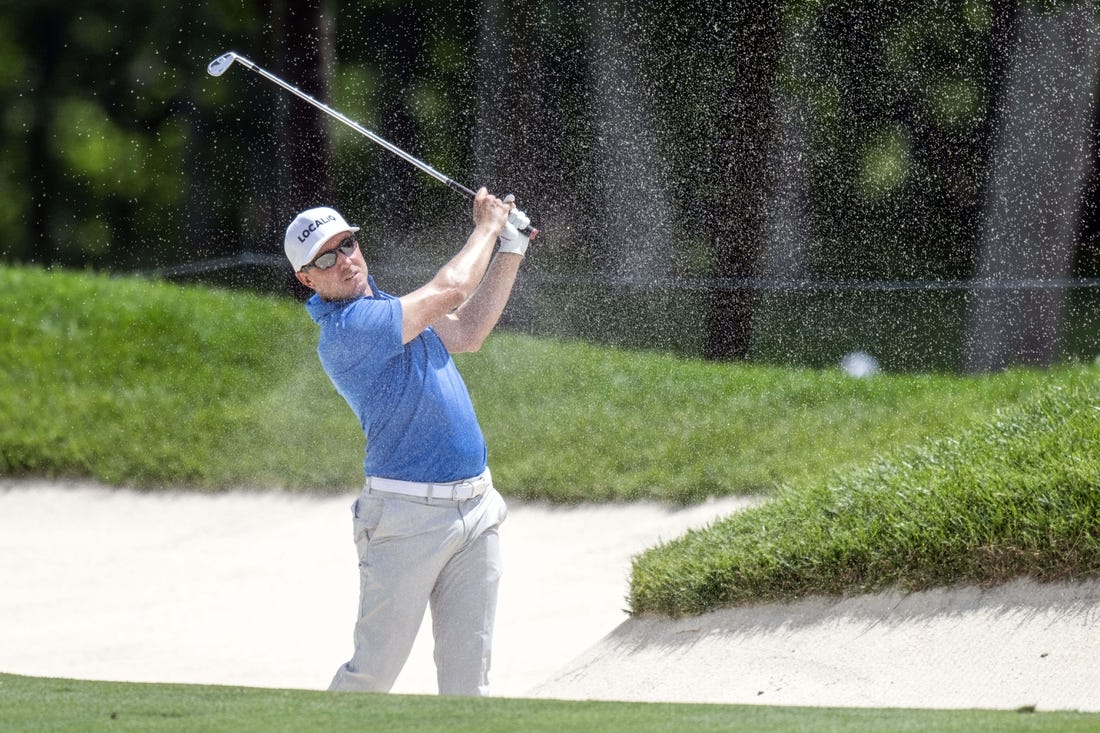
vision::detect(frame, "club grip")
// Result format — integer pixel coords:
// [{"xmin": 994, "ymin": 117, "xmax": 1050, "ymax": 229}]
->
[{"xmin": 447, "ymin": 180, "xmax": 538, "ymax": 238}]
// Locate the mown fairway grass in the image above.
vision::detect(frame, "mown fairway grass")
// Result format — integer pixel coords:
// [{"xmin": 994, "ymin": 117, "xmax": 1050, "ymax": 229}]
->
[
  {"xmin": 0, "ymin": 264, "xmax": 1080, "ymax": 502},
  {"xmin": 3, "ymin": 674, "xmax": 1098, "ymax": 733}
]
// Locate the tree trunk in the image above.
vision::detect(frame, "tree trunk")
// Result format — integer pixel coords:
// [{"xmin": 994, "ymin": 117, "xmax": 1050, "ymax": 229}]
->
[
  {"xmin": 963, "ymin": 2, "xmax": 1100, "ymax": 372},
  {"xmin": 274, "ymin": 0, "xmax": 334, "ymax": 218},
  {"xmin": 375, "ymin": 12, "xmax": 424, "ymax": 239},
  {"xmin": 704, "ymin": 1, "xmax": 783, "ymax": 360},
  {"xmin": 474, "ymin": 0, "xmax": 541, "ymax": 195},
  {"xmin": 255, "ymin": 0, "xmax": 334, "ymax": 296},
  {"xmin": 748, "ymin": 81, "xmax": 813, "ymax": 358},
  {"xmin": 758, "ymin": 102, "xmax": 811, "ymax": 282},
  {"xmin": 472, "ymin": 0, "xmax": 546, "ymax": 327},
  {"xmin": 583, "ymin": 1, "xmax": 674, "ymax": 282},
  {"xmin": 27, "ymin": 9, "xmax": 64, "ymax": 267}
]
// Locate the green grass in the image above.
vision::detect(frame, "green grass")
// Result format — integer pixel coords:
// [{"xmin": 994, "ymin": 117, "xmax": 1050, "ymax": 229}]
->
[
  {"xmin": 0, "ymin": 264, "xmax": 356, "ymax": 490},
  {"xmin": 6, "ymin": 263, "xmax": 1100, "ymax": 615},
  {"xmin": 464, "ymin": 341, "xmax": 1069, "ymax": 502},
  {"xmin": 2, "ymin": 674, "xmax": 1097, "ymax": 733},
  {"xmin": 0, "ymin": 264, "xmax": 1080, "ymax": 502},
  {"xmin": 5, "ymin": 265, "xmax": 1100, "ymax": 726},
  {"xmin": 630, "ymin": 376, "xmax": 1100, "ymax": 615}
]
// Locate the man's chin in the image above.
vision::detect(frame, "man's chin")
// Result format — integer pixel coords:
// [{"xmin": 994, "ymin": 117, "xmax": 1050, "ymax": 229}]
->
[
  {"xmin": 320, "ymin": 280, "xmax": 366, "ymax": 302},
  {"xmin": 349, "ymin": 272, "xmax": 368, "ymax": 293}
]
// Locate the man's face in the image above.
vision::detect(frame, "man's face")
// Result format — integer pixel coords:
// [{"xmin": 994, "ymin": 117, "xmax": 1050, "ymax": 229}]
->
[{"xmin": 295, "ymin": 231, "xmax": 369, "ymax": 301}]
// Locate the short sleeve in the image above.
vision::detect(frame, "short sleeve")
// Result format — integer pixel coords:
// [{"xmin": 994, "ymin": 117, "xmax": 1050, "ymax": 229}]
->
[{"xmin": 317, "ymin": 297, "xmax": 404, "ymax": 378}]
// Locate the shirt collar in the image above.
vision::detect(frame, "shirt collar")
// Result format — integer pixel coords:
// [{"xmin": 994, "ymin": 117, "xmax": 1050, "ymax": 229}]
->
[{"xmin": 304, "ymin": 275, "xmax": 383, "ymax": 323}]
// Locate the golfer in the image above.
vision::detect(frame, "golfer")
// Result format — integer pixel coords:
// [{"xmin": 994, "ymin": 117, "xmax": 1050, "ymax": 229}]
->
[{"xmin": 284, "ymin": 188, "xmax": 531, "ymax": 696}]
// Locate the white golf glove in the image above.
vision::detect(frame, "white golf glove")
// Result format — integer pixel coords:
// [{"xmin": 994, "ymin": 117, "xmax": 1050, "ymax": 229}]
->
[{"xmin": 497, "ymin": 195, "xmax": 531, "ymax": 257}]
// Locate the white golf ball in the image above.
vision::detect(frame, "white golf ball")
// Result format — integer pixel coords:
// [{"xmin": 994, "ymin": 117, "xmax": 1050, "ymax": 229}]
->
[{"xmin": 840, "ymin": 351, "xmax": 880, "ymax": 378}]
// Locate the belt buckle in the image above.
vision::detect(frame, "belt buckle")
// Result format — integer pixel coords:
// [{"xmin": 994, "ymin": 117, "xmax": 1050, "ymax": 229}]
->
[{"xmin": 452, "ymin": 481, "xmax": 474, "ymax": 501}]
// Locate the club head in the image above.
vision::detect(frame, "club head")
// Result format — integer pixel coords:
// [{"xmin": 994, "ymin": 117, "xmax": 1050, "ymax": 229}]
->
[{"xmin": 207, "ymin": 52, "xmax": 239, "ymax": 77}]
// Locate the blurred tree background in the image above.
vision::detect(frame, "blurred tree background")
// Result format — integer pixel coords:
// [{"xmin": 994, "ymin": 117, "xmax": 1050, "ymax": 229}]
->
[{"xmin": 2, "ymin": 0, "xmax": 1099, "ymax": 372}]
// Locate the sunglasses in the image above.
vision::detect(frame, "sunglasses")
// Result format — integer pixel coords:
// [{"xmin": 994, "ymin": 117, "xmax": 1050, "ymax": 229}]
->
[{"xmin": 301, "ymin": 236, "xmax": 358, "ymax": 272}]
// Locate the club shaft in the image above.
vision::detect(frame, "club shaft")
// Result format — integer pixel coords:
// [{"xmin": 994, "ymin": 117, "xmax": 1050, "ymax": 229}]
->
[{"xmin": 233, "ymin": 56, "xmax": 475, "ymax": 198}]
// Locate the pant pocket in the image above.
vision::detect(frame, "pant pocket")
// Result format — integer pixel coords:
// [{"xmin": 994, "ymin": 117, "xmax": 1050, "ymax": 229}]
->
[
  {"xmin": 492, "ymin": 488, "xmax": 508, "ymax": 526},
  {"xmin": 352, "ymin": 495, "xmax": 386, "ymax": 554}
]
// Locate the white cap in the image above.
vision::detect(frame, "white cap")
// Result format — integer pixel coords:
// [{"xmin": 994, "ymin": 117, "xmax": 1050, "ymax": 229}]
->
[{"xmin": 284, "ymin": 206, "xmax": 360, "ymax": 271}]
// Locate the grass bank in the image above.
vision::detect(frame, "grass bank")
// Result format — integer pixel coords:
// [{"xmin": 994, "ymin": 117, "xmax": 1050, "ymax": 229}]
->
[
  {"xmin": 2, "ymin": 674, "xmax": 1097, "ymax": 733},
  {"xmin": 630, "ymin": 375, "xmax": 1100, "ymax": 615},
  {"xmin": 0, "ymin": 264, "xmax": 1078, "ymax": 502}
]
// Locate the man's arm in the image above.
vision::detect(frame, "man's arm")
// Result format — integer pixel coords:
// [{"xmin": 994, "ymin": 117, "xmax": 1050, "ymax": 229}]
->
[
  {"xmin": 431, "ymin": 252, "xmax": 522, "ymax": 353},
  {"xmin": 398, "ymin": 188, "xmax": 508, "ymax": 344}
]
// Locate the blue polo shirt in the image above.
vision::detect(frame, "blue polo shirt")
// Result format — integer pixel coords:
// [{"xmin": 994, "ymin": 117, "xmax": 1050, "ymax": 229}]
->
[{"xmin": 304, "ymin": 276, "xmax": 487, "ymax": 483}]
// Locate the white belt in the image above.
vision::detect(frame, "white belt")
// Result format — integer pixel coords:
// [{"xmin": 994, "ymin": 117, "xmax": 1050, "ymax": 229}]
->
[{"xmin": 367, "ymin": 469, "xmax": 492, "ymax": 501}]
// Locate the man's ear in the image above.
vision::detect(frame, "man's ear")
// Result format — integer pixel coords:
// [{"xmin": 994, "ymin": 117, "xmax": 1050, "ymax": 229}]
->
[{"xmin": 295, "ymin": 270, "xmax": 314, "ymax": 289}]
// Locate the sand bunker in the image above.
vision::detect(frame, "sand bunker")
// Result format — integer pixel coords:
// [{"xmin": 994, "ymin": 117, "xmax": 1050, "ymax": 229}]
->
[
  {"xmin": 532, "ymin": 577, "xmax": 1100, "ymax": 711},
  {"xmin": 1, "ymin": 480, "xmax": 1096, "ymax": 712}
]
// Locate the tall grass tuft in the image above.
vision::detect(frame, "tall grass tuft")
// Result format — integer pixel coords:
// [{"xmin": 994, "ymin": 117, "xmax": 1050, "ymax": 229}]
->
[{"xmin": 629, "ymin": 376, "xmax": 1100, "ymax": 616}]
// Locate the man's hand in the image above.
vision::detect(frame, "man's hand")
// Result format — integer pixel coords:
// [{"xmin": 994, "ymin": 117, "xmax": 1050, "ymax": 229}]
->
[
  {"xmin": 497, "ymin": 195, "xmax": 532, "ymax": 257},
  {"xmin": 472, "ymin": 187, "xmax": 510, "ymax": 235}
]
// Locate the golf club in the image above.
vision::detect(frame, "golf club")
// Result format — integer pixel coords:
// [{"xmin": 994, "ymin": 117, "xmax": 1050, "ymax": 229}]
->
[{"xmin": 207, "ymin": 51, "xmax": 537, "ymax": 238}]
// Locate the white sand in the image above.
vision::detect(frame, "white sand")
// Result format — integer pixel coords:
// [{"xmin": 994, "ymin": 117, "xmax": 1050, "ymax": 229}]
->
[
  {"xmin": 532, "ymin": 578, "xmax": 1100, "ymax": 712},
  {"xmin": 2, "ymin": 480, "xmax": 1097, "ymax": 712},
  {"xmin": 0, "ymin": 480, "xmax": 752, "ymax": 697}
]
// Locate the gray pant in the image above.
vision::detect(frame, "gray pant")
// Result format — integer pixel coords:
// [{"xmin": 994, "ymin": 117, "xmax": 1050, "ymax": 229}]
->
[{"xmin": 328, "ymin": 483, "xmax": 507, "ymax": 695}]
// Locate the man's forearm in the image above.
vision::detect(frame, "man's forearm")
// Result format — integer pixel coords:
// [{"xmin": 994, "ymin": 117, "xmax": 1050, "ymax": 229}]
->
[
  {"xmin": 446, "ymin": 252, "xmax": 522, "ymax": 351},
  {"xmin": 435, "ymin": 223, "xmax": 499, "ymax": 299}
]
